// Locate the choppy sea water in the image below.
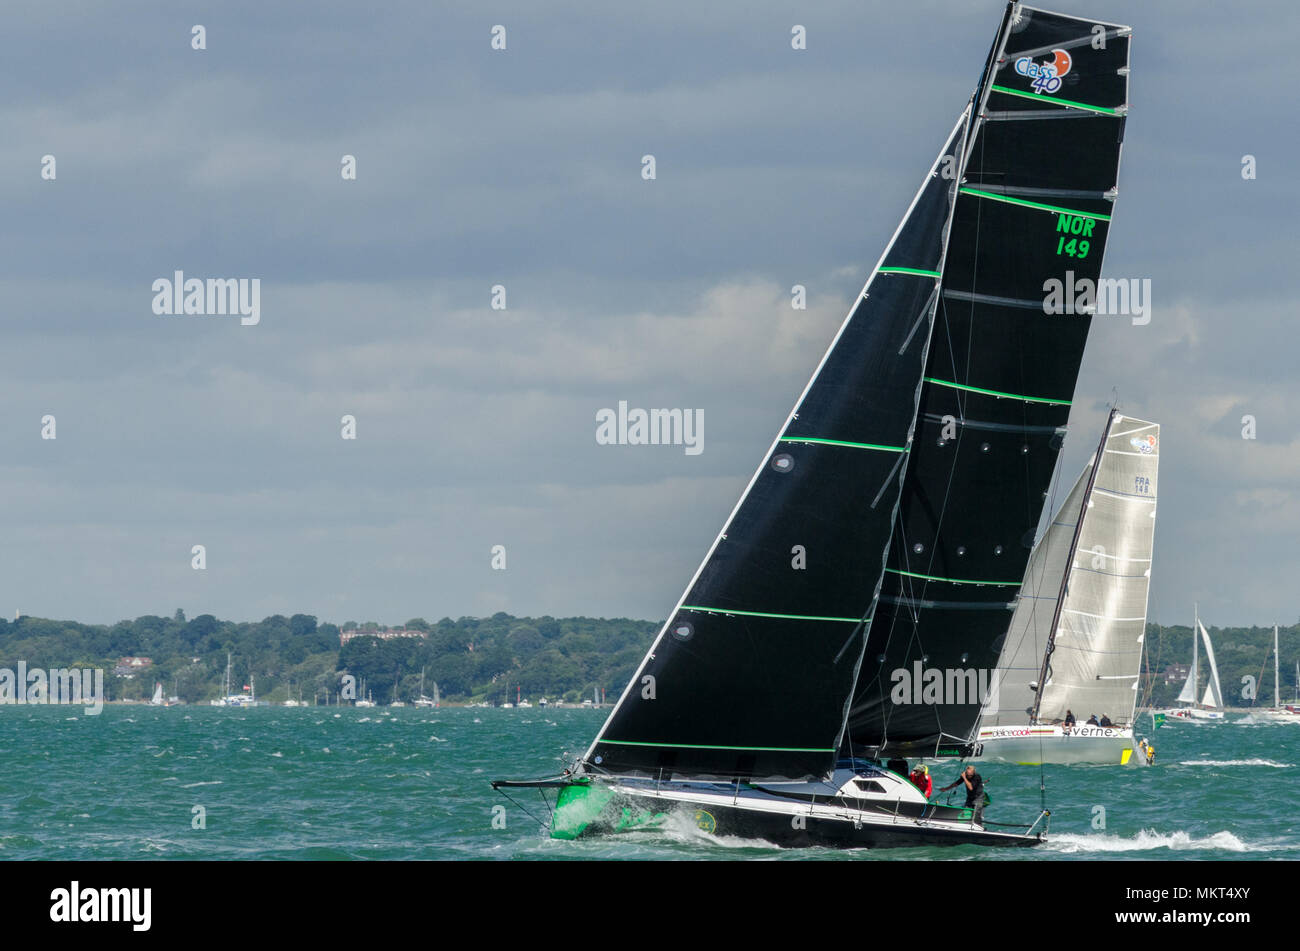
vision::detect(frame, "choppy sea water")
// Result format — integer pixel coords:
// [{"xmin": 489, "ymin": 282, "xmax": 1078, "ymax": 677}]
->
[{"xmin": 0, "ymin": 705, "xmax": 1295, "ymax": 860}]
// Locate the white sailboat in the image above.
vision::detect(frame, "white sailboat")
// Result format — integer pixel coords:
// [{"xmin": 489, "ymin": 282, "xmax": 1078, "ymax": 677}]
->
[
  {"xmin": 1248, "ymin": 625, "xmax": 1299, "ymax": 722},
  {"xmin": 414, "ymin": 668, "xmax": 438, "ymax": 708},
  {"xmin": 210, "ymin": 653, "xmax": 257, "ymax": 707},
  {"xmin": 1157, "ymin": 608, "xmax": 1225, "ymax": 720},
  {"xmin": 149, "ymin": 682, "xmax": 164, "ymax": 706},
  {"xmin": 978, "ymin": 411, "xmax": 1159, "ymax": 764}
]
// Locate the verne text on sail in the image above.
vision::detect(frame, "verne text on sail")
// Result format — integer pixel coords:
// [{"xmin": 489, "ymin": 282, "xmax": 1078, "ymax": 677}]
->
[{"xmin": 0, "ymin": 663, "xmax": 104, "ymax": 714}]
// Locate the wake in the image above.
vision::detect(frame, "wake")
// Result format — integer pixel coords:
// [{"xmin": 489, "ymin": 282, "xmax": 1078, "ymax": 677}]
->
[{"xmin": 1045, "ymin": 829, "xmax": 1255, "ymax": 853}]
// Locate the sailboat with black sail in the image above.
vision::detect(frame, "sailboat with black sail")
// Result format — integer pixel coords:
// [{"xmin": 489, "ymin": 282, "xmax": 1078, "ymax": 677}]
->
[{"xmin": 495, "ymin": 2, "xmax": 1133, "ymax": 848}]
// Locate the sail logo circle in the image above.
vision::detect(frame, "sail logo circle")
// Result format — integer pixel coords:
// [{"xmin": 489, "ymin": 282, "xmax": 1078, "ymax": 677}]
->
[
  {"xmin": 1014, "ymin": 48, "xmax": 1071, "ymax": 95},
  {"xmin": 1130, "ymin": 434, "xmax": 1157, "ymax": 454},
  {"xmin": 694, "ymin": 809, "xmax": 717, "ymax": 834}
]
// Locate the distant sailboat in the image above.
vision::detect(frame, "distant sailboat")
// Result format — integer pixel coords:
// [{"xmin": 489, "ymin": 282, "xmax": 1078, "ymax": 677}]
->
[
  {"xmin": 414, "ymin": 668, "xmax": 438, "ymax": 708},
  {"xmin": 1158, "ymin": 608, "xmax": 1224, "ymax": 720},
  {"xmin": 1251, "ymin": 625, "xmax": 1299, "ymax": 722},
  {"xmin": 149, "ymin": 682, "xmax": 164, "ymax": 706},
  {"xmin": 354, "ymin": 677, "xmax": 376, "ymax": 708},
  {"xmin": 210, "ymin": 653, "xmax": 256, "ymax": 707},
  {"xmin": 390, "ymin": 670, "xmax": 407, "ymax": 707}
]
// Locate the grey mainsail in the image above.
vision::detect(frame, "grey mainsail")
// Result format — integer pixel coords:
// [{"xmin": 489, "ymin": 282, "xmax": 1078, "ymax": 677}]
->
[
  {"xmin": 983, "ymin": 412, "xmax": 1159, "ymax": 728},
  {"xmin": 1035, "ymin": 415, "xmax": 1159, "ymax": 725}
]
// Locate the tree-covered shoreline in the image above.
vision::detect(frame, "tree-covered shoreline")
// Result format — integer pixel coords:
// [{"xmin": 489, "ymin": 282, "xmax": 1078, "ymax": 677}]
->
[{"xmin": 0, "ymin": 611, "xmax": 1294, "ymax": 709}]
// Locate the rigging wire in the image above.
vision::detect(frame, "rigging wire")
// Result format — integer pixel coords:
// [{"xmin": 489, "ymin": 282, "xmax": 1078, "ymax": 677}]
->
[{"xmin": 493, "ymin": 787, "xmax": 553, "ymax": 834}]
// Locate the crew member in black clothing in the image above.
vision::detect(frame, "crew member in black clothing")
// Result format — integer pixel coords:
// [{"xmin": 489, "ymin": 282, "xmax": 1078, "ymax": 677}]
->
[
  {"xmin": 1099, "ymin": 713, "xmax": 1113, "ymax": 727},
  {"xmin": 939, "ymin": 765, "xmax": 986, "ymax": 823},
  {"xmin": 1064, "ymin": 710, "xmax": 1076, "ymax": 727}
]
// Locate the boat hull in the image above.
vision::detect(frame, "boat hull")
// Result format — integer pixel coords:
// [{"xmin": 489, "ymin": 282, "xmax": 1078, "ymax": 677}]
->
[
  {"xmin": 976, "ymin": 725, "xmax": 1137, "ymax": 765},
  {"xmin": 1156, "ymin": 708, "xmax": 1224, "ymax": 721},
  {"xmin": 550, "ymin": 780, "xmax": 1040, "ymax": 849}
]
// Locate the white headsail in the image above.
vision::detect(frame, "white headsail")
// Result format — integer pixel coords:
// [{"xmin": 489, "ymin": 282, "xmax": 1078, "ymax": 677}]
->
[{"xmin": 1198, "ymin": 620, "xmax": 1223, "ymax": 710}]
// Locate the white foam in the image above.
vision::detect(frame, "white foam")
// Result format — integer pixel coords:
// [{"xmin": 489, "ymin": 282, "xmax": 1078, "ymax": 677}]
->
[
  {"xmin": 1046, "ymin": 829, "xmax": 1254, "ymax": 853},
  {"xmin": 1179, "ymin": 758, "xmax": 1291, "ymax": 767}
]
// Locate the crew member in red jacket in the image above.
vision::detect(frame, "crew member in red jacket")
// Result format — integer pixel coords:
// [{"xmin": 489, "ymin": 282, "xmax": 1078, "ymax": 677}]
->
[{"xmin": 909, "ymin": 764, "xmax": 932, "ymax": 798}]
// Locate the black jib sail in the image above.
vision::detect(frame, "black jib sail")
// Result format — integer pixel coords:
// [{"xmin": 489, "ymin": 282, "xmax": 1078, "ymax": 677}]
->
[
  {"xmin": 583, "ymin": 111, "xmax": 970, "ymax": 781},
  {"xmin": 845, "ymin": 5, "xmax": 1132, "ymax": 756},
  {"xmin": 581, "ymin": 2, "xmax": 1132, "ymax": 781}
]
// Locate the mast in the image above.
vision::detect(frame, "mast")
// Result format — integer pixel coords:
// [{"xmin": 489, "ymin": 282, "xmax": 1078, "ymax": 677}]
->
[
  {"xmin": 1031, "ymin": 409, "xmax": 1114, "ymax": 723},
  {"xmin": 1274, "ymin": 625, "xmax": 1281, "ymax": 711},
  {"xmin": 1192, "ymin": 605, "xmax": 1200, "ymax": 707}
]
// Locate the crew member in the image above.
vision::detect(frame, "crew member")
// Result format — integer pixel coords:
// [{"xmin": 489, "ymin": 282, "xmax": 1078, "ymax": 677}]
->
[
  {"xmin": 939, "ymin": 765, "xmax": 986, "ymax": 822},
  {"xmin": 909, "ymin": 764, "xmax": 932, "ymax": 798}
]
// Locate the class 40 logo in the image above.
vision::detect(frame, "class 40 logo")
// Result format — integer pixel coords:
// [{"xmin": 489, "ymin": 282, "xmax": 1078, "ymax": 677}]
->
[{"xmin": 1014, "ymin": 48, "xmax": 1072, "ymax": 95}]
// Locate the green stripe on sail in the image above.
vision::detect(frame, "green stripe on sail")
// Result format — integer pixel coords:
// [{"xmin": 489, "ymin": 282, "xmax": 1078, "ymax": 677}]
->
[
  {"xmin": 878, "ymin": 267, "xmax": 942, "ymax": 278},
  {"xmin": 778, "ymin": 437, "xmax": 906, "ymax": 453},
  {"xmin": 680, "ymin": 605, "xmax": 863, "ymax": 624},
  {"xmin": 598, "ymin": 739, "xmax": 836, "ymax": 753},
  {"xmin": 958, "ymin": 186, "xmax": 1112, "ymax": 221},
  {"xmin": 989, "ymin": 84, "xmax": 1121, "ymax": 116},
  {"xmin": 886, "ymin": 568, "xmax": 1020, "ymax": 586},
  {"xmin": 923, "ymin": 377, "xmax": 1072, "ymax": 406}
]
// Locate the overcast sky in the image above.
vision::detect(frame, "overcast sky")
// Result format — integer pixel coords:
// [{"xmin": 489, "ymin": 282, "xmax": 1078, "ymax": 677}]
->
[{"xmin": 2, "ymin": 1, "xmax": 1296, "ymax": 629}]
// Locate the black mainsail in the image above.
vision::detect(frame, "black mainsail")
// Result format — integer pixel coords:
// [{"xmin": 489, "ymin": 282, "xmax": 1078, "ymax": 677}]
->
[
  {"xmin": 845, "ymin": 5, "xmax": 1132, "ymax": 757},
  {"xmin": 581, "ymin": 2, "xmax": 1133, "ymax": 781}
]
